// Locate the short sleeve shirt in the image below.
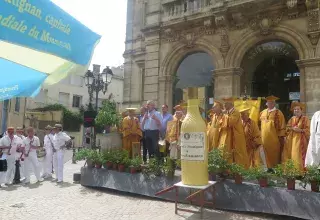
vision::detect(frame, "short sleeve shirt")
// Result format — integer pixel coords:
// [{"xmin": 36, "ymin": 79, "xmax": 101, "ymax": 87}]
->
[{"xmin": 53, "ymin": 132, "xmax": 71, "ymax": 150}]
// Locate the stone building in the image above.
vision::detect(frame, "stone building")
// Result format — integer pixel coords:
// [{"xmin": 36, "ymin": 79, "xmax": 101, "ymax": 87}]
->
[{"xmin": 123, "ymin": 0, "xmax": 320, "ymax": 117}]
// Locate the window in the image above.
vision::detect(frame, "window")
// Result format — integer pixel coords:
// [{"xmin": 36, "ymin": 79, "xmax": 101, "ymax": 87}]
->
[
  {"xmin": 35, "ymin": 89, "xmax": 48, "ymax": 103},
  {"xmin": 14, "ymin": 98, "xmax": 20, "ymax": 112},
  {"xmin": 59, "ymin": 92, "xmax": 70, "ymax": 106},
  {"xmin": 72, "ymin": 95, "xmax": 82, "ymax": 108},
  {"xmin": 71, "ymin": 75, "xmax": 84, "ymax": 87}
]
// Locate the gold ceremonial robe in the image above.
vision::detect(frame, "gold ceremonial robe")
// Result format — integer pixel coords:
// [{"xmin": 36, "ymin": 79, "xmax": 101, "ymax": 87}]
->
[
  {"xmin": 166, "ymin": 119, "xmax": 182, "ymax": 143},
  {"xmin": 260, "ymin": 109, "xmax": 286, "ymax": 168},
  {"xmin": 242, "ymin": 118, "xmax": 264, "ymax": 168},
  {"xmin": 122, "ymin": 116, "xmax": 142, "ymax": 158},
  {"xmin": 282, "ymin": 116, "xmax": 310, "ymax": 172},
  {"xmin": 218, "ymin": 109, "xmax": 250, "ymax": 168},
  {"xmin": 207, "ymin": 113, "xmax": 223, "ymax": 151}
]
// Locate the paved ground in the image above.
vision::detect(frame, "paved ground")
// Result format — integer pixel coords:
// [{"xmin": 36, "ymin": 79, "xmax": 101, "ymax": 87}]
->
[{"xmin": 0, "ymin": 151, "xmax": 300, "ymax": 220}]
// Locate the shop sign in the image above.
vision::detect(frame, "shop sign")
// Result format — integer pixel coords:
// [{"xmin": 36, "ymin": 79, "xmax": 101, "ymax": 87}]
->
[{"xmin": 289, "ymin": 92, "xmax": 300, "ymax": 100}]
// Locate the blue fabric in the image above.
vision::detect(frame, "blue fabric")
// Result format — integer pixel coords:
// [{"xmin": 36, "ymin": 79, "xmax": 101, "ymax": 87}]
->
[
  {"xmin": 0, "ymin": 0, "xmax": 101, "ymax": 65},
  {"xmin": 0, "ymin": 59, "xmax": 47, "ymax": 100},
  {"xmin": 143, "ymin": 110, "xmax": 162, "ymax": 131}
]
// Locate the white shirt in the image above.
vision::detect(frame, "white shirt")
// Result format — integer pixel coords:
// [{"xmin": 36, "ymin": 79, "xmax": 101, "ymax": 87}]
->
[
  {"xmin": 0, "ymin": 135, "xmax": 22, "ymax": 156},
  {"xmin": 23, "ymin": 136, "xmax": 41, "ymax": 155},
  {"xmin": 44, "ymin": 133, "xmax": 55, "ymax": 150},
  {"xmin": 53, "ymin": 132, "xmax": 71, "ymax": 151},
  {"xmin": 267, "ymin": 107, "xmax": 277, "ymax": 113},
  {"xmin": 306, "ymin": 111, "xmax": 320, "ymax": 166}
]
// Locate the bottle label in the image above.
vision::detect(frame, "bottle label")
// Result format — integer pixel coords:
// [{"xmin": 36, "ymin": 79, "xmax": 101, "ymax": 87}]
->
[{"xmin": 180, "ymin": 132, "xmax": 205, "ymax": 161}]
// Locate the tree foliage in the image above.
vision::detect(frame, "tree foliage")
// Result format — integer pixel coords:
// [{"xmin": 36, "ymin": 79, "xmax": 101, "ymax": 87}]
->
[
  {"xmin": 95, "ymin": 100, "xmax": 122, "ymax": 128},
  {"xmin": 34, "ymin": 104, "xmax": 83, "ymax": 131}
]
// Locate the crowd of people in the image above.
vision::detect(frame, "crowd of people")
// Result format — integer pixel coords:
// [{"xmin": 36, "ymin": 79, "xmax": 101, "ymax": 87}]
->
[
  {"xmin": 120, "ymin": 96, "xmax": 320, "ymax": 173},
  {"xmin": 0, "ymin": 124, "xmax": 71, "ymax": 188}
]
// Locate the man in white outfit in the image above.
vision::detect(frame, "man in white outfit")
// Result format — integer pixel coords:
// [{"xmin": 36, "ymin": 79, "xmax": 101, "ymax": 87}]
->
[
  {"xmin": 306, "ymin": 111, "xmax": 320, "ymax": 166},
  {"xmin": 0, "ymin": 127, "xmax": 23, "ymax": 186},
  {"xmin": 23, "ymin": 127, "xmax": 43, "ymax": 184},
  {"xmin": 42, "ymin": 125, "xmax": 55, "ymax": 179},
  {"xmin": 53, "ymin": 124, "xmax": 71, "ymax": 183},
  {"xmin": 16, "ymin": 127, "xmax": 26, "ymax": 180}
]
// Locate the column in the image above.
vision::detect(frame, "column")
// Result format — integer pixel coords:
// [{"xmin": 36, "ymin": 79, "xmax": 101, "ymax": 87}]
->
[
  {"xmin": 159, "ymin": 75, "xmax": 173, "ymax": 111},
  {"xmin": 213, "ymin": 67, "xmax": 243, "ymax": 99},
  {"xmin": 296, "ymin": 58, "xmax": 320, "ymax": 117},
  {"xmin": 143, "ymin": 37, "xmax": 160, "ymax": 105}
]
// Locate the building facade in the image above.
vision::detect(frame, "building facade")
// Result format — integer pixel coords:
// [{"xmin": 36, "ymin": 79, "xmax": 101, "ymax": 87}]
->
[
  {"xmin": 27, "ymin": 66, "xmax": 124, "ymax": 111},
  {"xmin": 0, "ymin": 98, "xmax": 27, "ymax": 134},
  {"xmin": 123, "ymin": 0, "xmax": 320, "ymax": 117}
]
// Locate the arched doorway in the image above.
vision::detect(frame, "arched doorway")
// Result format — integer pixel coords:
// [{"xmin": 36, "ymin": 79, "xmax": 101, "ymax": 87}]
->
[
  {"xmin": 173, "ymin": 52, "xmax": 214, "ymax": 114},
  {"xmin": 241, "ymin": 41, "xmax": 300, "ymax": 120}
]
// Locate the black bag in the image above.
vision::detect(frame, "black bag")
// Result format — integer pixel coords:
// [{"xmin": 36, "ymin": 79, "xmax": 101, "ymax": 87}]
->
[{"xmin": 0, "ymin": 159, "xmax": 7, "ymax": 172}]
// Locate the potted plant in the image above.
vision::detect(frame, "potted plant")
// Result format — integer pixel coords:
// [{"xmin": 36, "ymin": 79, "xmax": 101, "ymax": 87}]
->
[
  {"xmin": 94, "ymin": 154, "xmax": 104, "ymax": 169},
  {"xmin": 86, "ymin": 150, "xmax": 99, "ymax": 168},
  {"xmin": 208, "ymin": 149, "xmax": 229, "ymax": 181},
  {"xmin": 121, "ymin": 157, "xmax": 130, "ymax": 172},
  {"xmin": 143, "ymin": 158, "xmax": 163, "ymax": 177},
  {"xmin": 163, "ymin": 157, "xmax": 176, "ymax": 179},
  {"xmin": 246, "ymin": 166, "xmax": 270, "ymax": 187},
  {"xmin": 102, "ymin": 149, "xmax": 113, "ymax": 169},
  {"xmin": 75, "ymin": 148, "xmax": 94, "ymax": 167},
  {"xmin": 301, "ymin": 165, "xmax": 320, "ymax": 192},
  {"xmin": 95, "ymin": 100, "xmax": 122, "ymax": 134},
  {"xmin": 274, "ymin": 160, "xmax": 300, "ymax": 190},
  {"xmin": 130, "ymin": 157, "xmax": 142, "ymax": 174},
  {"xmin": 117, "ymin": 149, "xmax": 129, "ymax": 172},
  {"xmin": 229, "ymin": 163, "xmax": 245, "ymax": 184}
]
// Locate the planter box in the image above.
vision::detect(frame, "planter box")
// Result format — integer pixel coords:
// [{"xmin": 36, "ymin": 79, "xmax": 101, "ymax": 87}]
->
[{"xmin": 80, "ymin": 167, "xmax": 320, "ymax": 220}]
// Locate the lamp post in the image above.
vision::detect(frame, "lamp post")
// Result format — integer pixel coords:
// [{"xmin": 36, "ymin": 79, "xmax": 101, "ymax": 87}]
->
[{"xmin": 85, "ymin": 64, "xmax": 113, "ymax": 149}]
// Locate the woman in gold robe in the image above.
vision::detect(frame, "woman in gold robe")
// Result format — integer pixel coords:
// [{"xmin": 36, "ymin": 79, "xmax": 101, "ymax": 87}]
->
[
  {"xmin": 240, "ymin": 107, "xmax": 267, "ymax": 168},
  {"xmin": 282, "ymin": 102, "xmax": 310, "ymax": 172},
  {"xmin": 166, "ymin": 105, "xmax": 184, "ymax": 159},
  {"xmin": 260, "ymin": 95, "xmax": 286, "ymax": 168},
  {"xmin": 218, "ymin": 97, "xmax": 250, "ymax": 169},
  {"xmin": 207, "ymin": 101, "xmax": 223, "ymax": 151},
  {"xmin": 122, "ymin": 108, "xmax": 142, "ymax": 158}
]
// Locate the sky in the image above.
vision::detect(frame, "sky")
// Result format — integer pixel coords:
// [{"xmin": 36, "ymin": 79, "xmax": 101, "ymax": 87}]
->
[{"xmin": 52, "ymin": 0, "xmax": 127, "ymax": 69}]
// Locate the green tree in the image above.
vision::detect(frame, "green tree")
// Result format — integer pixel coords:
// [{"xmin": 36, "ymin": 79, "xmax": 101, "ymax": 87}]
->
[
  {"xmin": 95, "ymin": 100, "xmax": 122, "ymax": 129},
  {"xmin": 34, "ymin": 104, "xmax": 83, "ymax": 132}
]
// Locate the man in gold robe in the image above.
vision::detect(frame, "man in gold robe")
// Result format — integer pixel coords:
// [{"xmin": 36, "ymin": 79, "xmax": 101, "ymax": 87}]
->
[
  {"xmin": 260, "ymin": 95, "xmax": 286, "ymax": 168},
  {"xmin": 282, "ymin": 102, "xmax": 310, "ymax": 172},
  {"xmin": 240, "ymin": 107, "xmax": 267, "ymax": 169},
  {"xmin": 218, "ymin": 97, "xmax": 250, "ymax": 168},
  {"xmin": 207, "ymin": 100, "xmax": 223, "ymax": 151},
  {"xmin": 166, "ymin": 105, "xmax": 184, "ymax": 159},
  {"xmin": 122, "ymin": 108, "xmax": 143, "ymax": 158}
]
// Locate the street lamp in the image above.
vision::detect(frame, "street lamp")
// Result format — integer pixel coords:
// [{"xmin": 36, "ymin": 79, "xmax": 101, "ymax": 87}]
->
[{"xmin": 84, "ymin": 64, "xmax": 113, "ymax": 148}]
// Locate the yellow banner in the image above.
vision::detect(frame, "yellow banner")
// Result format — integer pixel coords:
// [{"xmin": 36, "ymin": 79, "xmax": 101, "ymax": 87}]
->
[{"xmin": 234, "ymin": 98, "xmax": 261, "ymax": 124}]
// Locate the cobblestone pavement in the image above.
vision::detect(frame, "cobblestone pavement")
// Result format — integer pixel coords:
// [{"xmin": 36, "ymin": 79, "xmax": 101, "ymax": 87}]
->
[{"xmin": 0, "ymin": 154, "xmax": 299, "ymax": 220}]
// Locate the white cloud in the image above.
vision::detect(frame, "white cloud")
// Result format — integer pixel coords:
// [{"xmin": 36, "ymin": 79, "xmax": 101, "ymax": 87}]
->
[{"xmin": 52, "ymin": 0, "xmax": 127, "ymax": 69}]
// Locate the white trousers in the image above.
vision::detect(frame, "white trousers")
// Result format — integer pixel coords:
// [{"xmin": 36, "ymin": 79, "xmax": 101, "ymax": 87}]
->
[
  {"xmin": 53, "ymin": 150, "xmax": 64, "ymax": 181},
  {"xmin": 24, "ymin": 151, "xmax": 41, "ymax": 182},
  {"xmin": 5, "ymin": 154, "xmax": 16, "ymax": 184},
  {"xmin": 43, "ymin": 148, "xmax": 53, "ymax": 175}
]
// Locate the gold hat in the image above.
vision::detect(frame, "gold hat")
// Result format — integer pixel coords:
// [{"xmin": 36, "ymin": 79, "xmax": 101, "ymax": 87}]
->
[
  {"xmin": 54, "ymin": 124, "xmax": 63, "ymax": 129},
  {"xmin": 207, "ymin": 109, "xmax": 214, "ymax": 114},
  {"xmin": 291, "ymin": 101, "xmax": 305, "ymax": 111},
  {"xmin": 126, "ymin": 107, "xmax": 137, "ymax": 113},
  {"xmin": 265, "ymin": 95, "xmax": 279, "ymax": 102},
  {"xmin": 173, "ymin": 105, "xmax": 184, "ymax": 112},
  {"xmin": 222, "ymin": 97, "xmax": 237, "ymax": 103}
]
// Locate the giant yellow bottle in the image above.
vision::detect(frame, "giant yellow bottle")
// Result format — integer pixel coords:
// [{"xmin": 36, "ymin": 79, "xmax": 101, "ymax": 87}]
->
[{"xmin": 180, "ymin": 88, "xmax": 208, "ymax": 186}]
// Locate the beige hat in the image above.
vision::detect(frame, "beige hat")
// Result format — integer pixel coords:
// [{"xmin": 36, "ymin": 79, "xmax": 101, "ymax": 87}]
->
[
  {"xmin": 54, "ymin": 124, "xmax": 63, "ymax": 129},
  {"xmin": 45, "ymin": 125, "xmax": 53, "ymax": 130}
]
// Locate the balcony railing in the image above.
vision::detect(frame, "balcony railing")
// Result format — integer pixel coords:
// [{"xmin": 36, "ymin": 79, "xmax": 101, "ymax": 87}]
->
[{"xmin": 162, "ymin": 0, "xmax": 221, "ymax": 22}]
